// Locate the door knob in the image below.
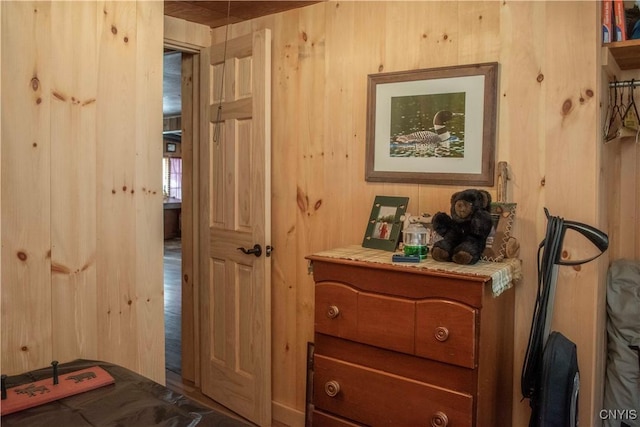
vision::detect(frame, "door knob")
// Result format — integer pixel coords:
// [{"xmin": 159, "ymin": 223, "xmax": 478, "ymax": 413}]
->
[{"xmin": 237, "ymin": 244, "xmax": 262, "ymax": 257}]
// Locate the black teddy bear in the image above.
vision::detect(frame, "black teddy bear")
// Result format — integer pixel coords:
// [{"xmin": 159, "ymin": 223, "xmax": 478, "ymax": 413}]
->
[{"xmin": 431, "ymin": 189, "xmax": 493, "ymax": 265}]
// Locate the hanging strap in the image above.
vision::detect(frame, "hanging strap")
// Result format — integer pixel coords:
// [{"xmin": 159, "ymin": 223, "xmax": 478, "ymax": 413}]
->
[
  {"xmin": 521, "ymin": 209, "xmax": 609, "ymax": 400},
  {"xmin": 521, "ymin": 210, "xmax": 565, "ymax": 399}
]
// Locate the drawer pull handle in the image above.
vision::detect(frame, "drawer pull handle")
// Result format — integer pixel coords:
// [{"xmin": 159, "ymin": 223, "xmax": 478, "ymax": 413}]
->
[
  {"xmin": 327, "ymin": 305, "xmax": 340, "ymax": 319},
  {"xmin": 431, "ymin": 411, "xmax": 449, "ymax": 427},
  {"xmin": 324, "ymin": 380, "xmax": 341, "ymax": 397},
  {"xmin": 435, "ymin": 326, "xmax": 449, "ymax": 342}
]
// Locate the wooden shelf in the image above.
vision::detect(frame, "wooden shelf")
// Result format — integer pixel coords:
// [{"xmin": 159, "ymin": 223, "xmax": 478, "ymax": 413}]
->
[{"xmin": 605, "ymin": 39, "xmax": 640, "ymax": 70}]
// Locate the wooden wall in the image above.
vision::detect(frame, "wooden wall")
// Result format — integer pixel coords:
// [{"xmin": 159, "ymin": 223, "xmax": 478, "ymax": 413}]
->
[
  {"xmin": 1, "ymin": 1, "xmax": 165, "ymax": 384},
  {"xmin": 213, "ymin": 2, "xmax": 627, "ymax": 426},
  {"xmin": 2, "ymin": 2, "xmax": 638, "ymax": 427}
]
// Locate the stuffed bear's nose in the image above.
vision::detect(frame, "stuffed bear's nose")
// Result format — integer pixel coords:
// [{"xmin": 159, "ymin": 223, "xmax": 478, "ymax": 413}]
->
[{"xmin": 455, "ymin": 200, "xmax": 471, "ymax": 217}]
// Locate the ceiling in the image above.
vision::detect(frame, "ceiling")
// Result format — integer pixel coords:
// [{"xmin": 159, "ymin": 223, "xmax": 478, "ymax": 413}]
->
[
  {"xmin": 163, "ymin": 1, "xmax": 321, "ymax": 29},
  {"xmin": 163, "ymin": 51, "xmax": 182, "ymax": 118},
  {"xmin": 162, "ymin": 1, "xmax": 322, "ymax": 120}
]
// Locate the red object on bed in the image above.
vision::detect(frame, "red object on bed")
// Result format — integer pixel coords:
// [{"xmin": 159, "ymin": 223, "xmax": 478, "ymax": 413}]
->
[
  {"xmin": 1, "ymin": 366, "xmax": 115, "ymax": 416},
  {"xmin": 0, "ymin": 359, "xmax": 251, "ymax": 426}
]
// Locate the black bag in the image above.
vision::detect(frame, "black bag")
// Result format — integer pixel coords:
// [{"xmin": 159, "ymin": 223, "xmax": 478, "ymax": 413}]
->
[{"xmin": 529, "ymin": 332, "xmax": 580, "ymax": 427}]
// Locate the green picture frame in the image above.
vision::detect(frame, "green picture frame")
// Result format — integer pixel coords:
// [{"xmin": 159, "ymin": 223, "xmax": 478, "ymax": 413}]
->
[{"xmin": 362, "ymin": 196, "xmax": 409, "ymax": 252}]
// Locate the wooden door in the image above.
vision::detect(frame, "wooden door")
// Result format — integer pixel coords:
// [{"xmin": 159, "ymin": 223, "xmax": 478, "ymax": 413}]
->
[{"xmin": 200, "ymin": 29, "xmax": 272, "ymax": 425}]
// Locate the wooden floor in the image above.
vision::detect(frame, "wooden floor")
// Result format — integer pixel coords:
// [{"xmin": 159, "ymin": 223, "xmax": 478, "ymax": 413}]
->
[
  {"xmin": 165, "ymin": 369, "xmax": 255, "ymax": 425},
  {"xmin": 164, "ymin": 237, "xmax": 182, "ymax": 375},
  {"xmin": 163, "ymin": 238, "xmax": 255, "ymax": 426}
]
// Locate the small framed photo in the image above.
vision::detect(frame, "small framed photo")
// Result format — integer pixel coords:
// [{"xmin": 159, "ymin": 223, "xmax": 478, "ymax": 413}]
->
[
  {"xmin": 362, "ymin": 195, "xmax": 409, "ymax": 252},
  {"xmin": 166, "ymin": 142, "xmax": 177, "ymax": 153}
]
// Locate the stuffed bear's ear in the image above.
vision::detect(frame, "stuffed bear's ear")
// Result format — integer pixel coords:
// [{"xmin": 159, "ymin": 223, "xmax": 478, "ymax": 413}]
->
[
  {"xmin": 478, "ymin": 190, "xmax": 492, "ymax": 209},
  {"xmin": 450, "ymin": 191, "xmax": 461, "ymax": 204}
]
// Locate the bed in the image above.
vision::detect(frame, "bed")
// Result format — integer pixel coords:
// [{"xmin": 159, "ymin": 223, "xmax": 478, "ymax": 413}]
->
[{"xmin": 0, "ymin": 359, "xmax": 253, "ymax": 427}]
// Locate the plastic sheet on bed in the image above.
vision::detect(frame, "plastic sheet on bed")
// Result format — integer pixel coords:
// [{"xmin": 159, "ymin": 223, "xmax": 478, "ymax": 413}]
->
[{"xmin": 0, "ymin": 359, "xmax": 253, "ymax": 427}]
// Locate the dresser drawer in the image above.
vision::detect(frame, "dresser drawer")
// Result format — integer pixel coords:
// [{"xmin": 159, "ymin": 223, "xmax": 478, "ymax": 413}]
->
[
  {"xmin": 312, "ymin": 409, "xmax": 363, "ymax": 426},
  {"xmin": 315, "ymin": 282, "xmax": 359, "ymax": 339},
  {"xmin": 315, "ymin": 282, "xmax": 415, "ymax": 354},
  {"xmin": 415, "ymin": 299, "xmax": 477, "ymax": 368},
  {"xmin": 313, "ymin": 354, "xmax": 473, "ymax": 426}
]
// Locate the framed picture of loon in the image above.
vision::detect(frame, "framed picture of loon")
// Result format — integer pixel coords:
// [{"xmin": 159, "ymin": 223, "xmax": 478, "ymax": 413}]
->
[{"xmin": 365, "ymin": 62, "xmax": 498, "ymax": 186}]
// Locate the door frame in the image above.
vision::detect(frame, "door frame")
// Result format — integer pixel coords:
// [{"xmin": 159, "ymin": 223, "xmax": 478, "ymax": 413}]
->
[{"xmin": 163, "ymin": 15, "xmax": 211, "ymax": 386}]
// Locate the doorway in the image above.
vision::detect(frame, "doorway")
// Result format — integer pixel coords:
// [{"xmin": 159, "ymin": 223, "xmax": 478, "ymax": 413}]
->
[
  {"xmin": 163, "ymin": 50, "xmax": 184, "ymax": 376},
  {"xmin": 160, "ymin": 42, "xmax": 200, "ymax": 386}
]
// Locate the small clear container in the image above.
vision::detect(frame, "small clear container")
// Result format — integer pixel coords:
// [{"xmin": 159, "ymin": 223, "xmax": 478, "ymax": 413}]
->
[{"xmin": 402, "ymin": 223, "xmax": 429, "ymax": 259}]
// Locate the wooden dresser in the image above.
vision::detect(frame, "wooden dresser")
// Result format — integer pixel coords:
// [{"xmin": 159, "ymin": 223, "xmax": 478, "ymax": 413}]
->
[{"xmin": 306, "ymin": 247, "xmax": 518, "ymax": 427}]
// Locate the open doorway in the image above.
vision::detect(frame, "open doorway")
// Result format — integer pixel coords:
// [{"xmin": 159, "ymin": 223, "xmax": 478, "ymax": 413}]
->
[
  {"xmin": 163, "ymin": 50, "xmax": 183, "ymax": 376},
  {"xmin": 161, "ymin": 44, "xmax": 200, "ymax": 387}
]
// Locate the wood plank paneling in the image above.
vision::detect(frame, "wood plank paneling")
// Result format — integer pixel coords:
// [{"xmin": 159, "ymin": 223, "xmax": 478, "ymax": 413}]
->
[
  {"xmin": 458, "ymin": 2, "xmax": 500, "ymax": 64},
  {"xmin": 1, "ymin": 1, "xmax": 53, "ymax": 373},
  {"xmin": 50, "ymin": 0, "xmax": 98, "ymax": 362},
  {"xmin": 543, "ymin": 4, "xmax": 604, "ymax": 424},
  {"xmin": 1, "ymin": 1, "xmax": 164, "ymax": 384},
  {"xmin": 323, "ymin": 3, "xmax": 358, "ymax": 255},
  {"xmin": 134, "ymin": 1, "xmax": 164, "ymax": 383},
  {"xmin": 96, "ymin": 0, "xmax": 139, "ymax": 373},
  {"xmin": 267, "ymin": 9, "xmax": 303, "ymax": 412},
  {"xmin": 294, "ymin": 6, "xmax": 327, "ymax": 422},
  {"xmin": 181, "ymin": 53, "xmax": 196, "ymax": 383},
  {"xmin": 164, "ymin": 14, "xmax": 211, "ymax": 52},
  {"xmin": 499, "ymin": 2, "xmax": 549, "ymax": 425}
]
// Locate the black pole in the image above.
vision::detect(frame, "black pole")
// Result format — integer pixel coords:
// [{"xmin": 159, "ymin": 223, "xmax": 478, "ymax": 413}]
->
[
  {"xmin": 1, "ymin": 374, "xmax": 7, "ymax": 399},
  {"xmin": 51, "ymin": 361, "xmax": 59, "ymax": 385}
]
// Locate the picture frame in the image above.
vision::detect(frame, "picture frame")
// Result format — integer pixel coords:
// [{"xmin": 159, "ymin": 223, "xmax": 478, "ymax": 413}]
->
[
  {"xmin": 362, "ymin": 196, "xmax": 409, "ymax": 252},
  {"xmin": 166, "ymin": 142, "xmax": 177, "ymax": 153},
  {"xmin": 365, "ymin": 62, "xmax": 498, "ymax": 186},
  {"xmin": 481, "ymin": 202, "xmax": 517, "ymax": 262}
]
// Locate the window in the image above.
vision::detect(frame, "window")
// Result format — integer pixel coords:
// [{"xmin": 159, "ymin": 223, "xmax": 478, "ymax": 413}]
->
[{"xmin": 162, "ymin": 157, "xmax": 182, "ymax": 200}]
